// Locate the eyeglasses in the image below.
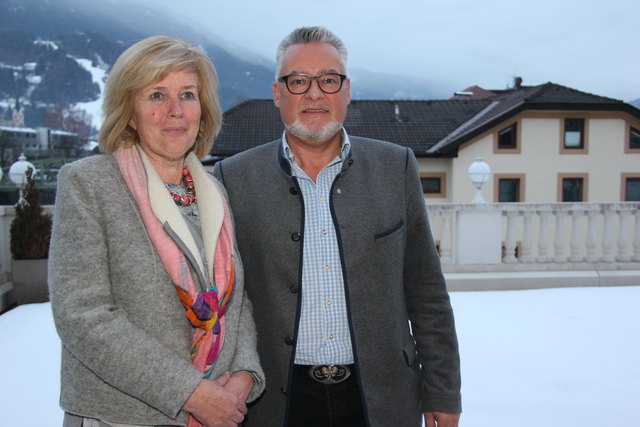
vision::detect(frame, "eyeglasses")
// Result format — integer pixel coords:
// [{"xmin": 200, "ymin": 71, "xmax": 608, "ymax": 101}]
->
[{"xmin": 277, "ymin": 73, "xmax": 347, "ymax": 95}]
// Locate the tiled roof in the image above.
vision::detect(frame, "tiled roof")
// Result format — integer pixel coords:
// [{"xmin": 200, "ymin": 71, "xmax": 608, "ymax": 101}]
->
[
  {"xmin": 211, "ymin": 83, "xmax": 640, "ymax": 158},
  {"xmin": 211, "ymin": 98, "xmax": 490, "ymax": 156},
  {"xmin": 524, "ymin": 83, "xmax": 625, "ymax": 105},
  {"xmin": 343, "ymin": 99, "xmax": 490, "ymax": 153},
  {"xmin": 211, "ymin": 99, "xmax": 283, "ymax": 156}
]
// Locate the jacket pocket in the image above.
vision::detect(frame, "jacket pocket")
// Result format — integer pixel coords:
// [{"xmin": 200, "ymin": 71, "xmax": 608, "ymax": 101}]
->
[
  {"xmin": 402, "ymin": 337, "xmax": 418, "ymax": 367},
  {"xmin": 374, "ymin": 219, "xmax": 404, "ymax": 245}
]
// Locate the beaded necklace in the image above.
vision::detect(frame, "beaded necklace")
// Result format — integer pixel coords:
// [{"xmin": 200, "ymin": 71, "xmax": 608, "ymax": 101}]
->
[{"xmin": 167, "ymin": 165, "xmax": 196, "ymax": 207}]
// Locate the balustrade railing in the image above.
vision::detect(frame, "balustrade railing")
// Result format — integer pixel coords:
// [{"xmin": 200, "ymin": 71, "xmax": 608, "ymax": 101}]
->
[
  {"xmin": 1, "ymin": 203, "xmax": 639, "ymax": 283},
  {"xmin": 427, "ymin": 202, "xmax": 640, "ymax": 268}
]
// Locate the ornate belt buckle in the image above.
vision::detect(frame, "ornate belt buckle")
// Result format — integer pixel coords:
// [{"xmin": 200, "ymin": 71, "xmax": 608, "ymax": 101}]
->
[{"xmin": 309, "ymin": 364, "xmax": 351, "ymax": 384}]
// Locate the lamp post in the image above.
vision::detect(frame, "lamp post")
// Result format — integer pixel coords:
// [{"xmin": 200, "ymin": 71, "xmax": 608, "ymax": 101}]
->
[
  {"xmin": 8, "ymin": 153, "xmax": 36, "ymax": 204},
  {"xmin": 468, "ymin": 157, "xmax": 491, "ymax": 203}
]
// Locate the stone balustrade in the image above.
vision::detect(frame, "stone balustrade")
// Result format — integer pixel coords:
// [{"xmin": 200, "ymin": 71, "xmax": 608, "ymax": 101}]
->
[
  {"xmin": 426, "ymin": 202, "xmax": 640, "ymax": 270},
  {"xmin": 1, "ymin": 202, "xmax": 639, "ymax": 304}
]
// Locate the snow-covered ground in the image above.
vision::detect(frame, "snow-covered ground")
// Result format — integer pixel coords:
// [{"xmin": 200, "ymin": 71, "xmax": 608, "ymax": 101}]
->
[{"xmin": 1, "ymin": 286, "xmax": 639, "ymax": 426}]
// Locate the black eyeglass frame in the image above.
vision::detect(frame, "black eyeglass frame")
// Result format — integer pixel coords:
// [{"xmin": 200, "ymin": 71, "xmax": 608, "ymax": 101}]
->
[{"xmin": 277, "ymin": 72, "xmax": 348, "ymax": 95}]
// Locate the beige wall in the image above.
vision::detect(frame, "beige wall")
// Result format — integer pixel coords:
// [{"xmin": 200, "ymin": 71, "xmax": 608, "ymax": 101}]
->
[
  {"xmin": 418, "ymin": 111, "xmax": 640, "ymax": 203},
  {"xmin": 416, "ymin": 157, "xmax": 452, "ymax": 203}
]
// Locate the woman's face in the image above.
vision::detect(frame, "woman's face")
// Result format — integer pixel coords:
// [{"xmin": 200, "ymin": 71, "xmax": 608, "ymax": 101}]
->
[{"xmin": 129, "ymin": 70, "xmax": 201, "ymax": 164}]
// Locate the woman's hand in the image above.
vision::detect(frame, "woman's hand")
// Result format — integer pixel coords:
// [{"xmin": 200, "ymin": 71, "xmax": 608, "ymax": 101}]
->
[
  {"xmin": 222, "ymin": 371, "xmax": 255, "ymax": 403},
  {"xmin": 183, "ymin": 373, "xmax": 247, "ymax": 426}
]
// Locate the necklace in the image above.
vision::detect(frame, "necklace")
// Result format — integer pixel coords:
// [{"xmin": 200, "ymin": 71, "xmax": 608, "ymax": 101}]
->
[{"xmin": 167, "ymin": 165, "xmax": 197, "ymax": 207}]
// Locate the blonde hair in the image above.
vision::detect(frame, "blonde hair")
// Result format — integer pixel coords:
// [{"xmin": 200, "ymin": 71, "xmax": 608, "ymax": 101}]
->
[{"xmin": 99, "ymin": 36, "xmax": 221, "ymax": 158}]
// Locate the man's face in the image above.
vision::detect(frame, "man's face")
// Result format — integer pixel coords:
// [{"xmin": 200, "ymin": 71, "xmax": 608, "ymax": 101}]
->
[{"xmin": 272, "ymin": 42, "xmax": 351, "ymax": 144}]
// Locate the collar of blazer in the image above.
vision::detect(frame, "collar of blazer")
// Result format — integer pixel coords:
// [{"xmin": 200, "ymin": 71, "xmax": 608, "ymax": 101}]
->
[{"xmin": 137, "ymin": 146, "xmax": 224, "ymax": 285}]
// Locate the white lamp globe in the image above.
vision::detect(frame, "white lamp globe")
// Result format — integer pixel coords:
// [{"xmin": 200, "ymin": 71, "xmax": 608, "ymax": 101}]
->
[
  {"xmin": 8, "ymin": 153, "xmax": 36, "ymax": 188},
  {"xmin": 467, "ymin": 157, "xmax": 491, "ymax": 203}
]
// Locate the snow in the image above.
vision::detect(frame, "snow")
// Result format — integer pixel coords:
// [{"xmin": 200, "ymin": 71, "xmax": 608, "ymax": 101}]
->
[
  {"xmin": 73, "ymin": 57, "xmax": 108, "ymax": 131},
  {"xmin": 34, "ymin": 40, "xmax": 59, "ymax": 51},
  {"xmin": 1, "ymin": 286, "xmax": 639, "ymax": 426}
]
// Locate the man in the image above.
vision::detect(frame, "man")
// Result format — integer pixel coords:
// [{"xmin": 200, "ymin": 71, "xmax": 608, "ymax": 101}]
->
[{"xmin": 214, "ymin": 26, "xmax": 461, "ymax": 427}]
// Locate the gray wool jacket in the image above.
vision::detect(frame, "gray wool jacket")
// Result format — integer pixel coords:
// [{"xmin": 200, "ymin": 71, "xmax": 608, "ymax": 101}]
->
[
  {"xmin": 48, "ymin": 154, "xmax": 264, "ymax": 426},
  {"xmin": 213, "ymin": 136, "xmax": 461, "ymax": 427}
]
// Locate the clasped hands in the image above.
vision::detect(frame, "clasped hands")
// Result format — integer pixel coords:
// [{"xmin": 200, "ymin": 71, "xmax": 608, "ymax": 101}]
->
[{"xmin": 184, "ymin": 371, "xmax": 254, "ymax": 427}]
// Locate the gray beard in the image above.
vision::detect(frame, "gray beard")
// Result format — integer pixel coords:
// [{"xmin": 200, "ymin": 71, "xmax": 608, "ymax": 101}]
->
[{"xmin": 285, "ymin": 120, "xmax": 342, "ymax": 143}]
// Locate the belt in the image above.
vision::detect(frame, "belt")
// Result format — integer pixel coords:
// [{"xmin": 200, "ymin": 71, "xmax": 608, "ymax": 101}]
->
[{"xmin": 296, "ymin": 364, "xmax": 353, "ymax": 385}]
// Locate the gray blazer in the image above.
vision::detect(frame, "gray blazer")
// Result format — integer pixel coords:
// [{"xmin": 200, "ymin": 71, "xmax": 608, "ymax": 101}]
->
[
  {"xmin": 49, "ymin": 154, "xmax": 264, "ymax": 426},
  {"xmin": 214, "ymin": 136, "xmax": 461, "ymax": 427}
]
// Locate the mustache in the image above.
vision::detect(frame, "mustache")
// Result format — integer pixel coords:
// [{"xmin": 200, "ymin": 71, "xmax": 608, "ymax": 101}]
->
[{"xmin": 299, "ymin": 103, "xmax": 331, "ymax": 111}]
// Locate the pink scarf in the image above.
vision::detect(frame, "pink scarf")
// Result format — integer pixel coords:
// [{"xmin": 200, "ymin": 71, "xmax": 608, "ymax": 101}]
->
[{"xmin": 114, "ymin": 146, "xmax": 235, "ymax": 427}]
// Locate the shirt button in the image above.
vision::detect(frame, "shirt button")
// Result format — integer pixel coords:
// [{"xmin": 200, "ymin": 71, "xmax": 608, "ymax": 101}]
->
[
  {"xmin": 326, "ymin": 300, "xmax": 332, "ymax": 306},
  {"xmin": 319, "ymin": 195, "xmax": 325, "ymax": 201},
  {"xmin": 324, "ymin": 264, "xmax": 330, "ymax": 271},
  {"xmin": 322, "ymin": 229, "xmax": 328, "ymax": 235},
  {"xmin": 328, "ymin": 334, "xmax": 334, "ymax": 340}
]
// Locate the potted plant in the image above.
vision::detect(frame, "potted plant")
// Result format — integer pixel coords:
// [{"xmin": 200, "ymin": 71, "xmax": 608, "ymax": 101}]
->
[{"xmin": 10, "ymin": 167, "xmax": 52, "ymax": 305}]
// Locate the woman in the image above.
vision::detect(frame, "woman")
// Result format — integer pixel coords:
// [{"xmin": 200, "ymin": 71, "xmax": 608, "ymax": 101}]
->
[{"xmin": 49, "ymin": 36, "xmax": 264, "ymax": 427}]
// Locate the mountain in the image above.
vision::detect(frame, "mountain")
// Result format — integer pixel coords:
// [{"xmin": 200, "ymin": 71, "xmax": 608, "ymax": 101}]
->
[
  {"xmin": 630, "ymin": 98, "xmax": 640, "ymax": 109},
  {"xmin": 0, "ymin": 0, "xmax": 442, "ymax": 135},
  {"xmin": 0, "ymin": 0, "xmax": 275, "ymax": 133}
]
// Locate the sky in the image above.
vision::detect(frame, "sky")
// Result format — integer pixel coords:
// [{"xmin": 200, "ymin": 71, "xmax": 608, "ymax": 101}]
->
[
  {"xmin": 144, "ymin": 0, "xmax": 640, "ymax": 102},
  {"xmin": 2, "ymin": 285, "xmax": 639, "ymax": 426}
]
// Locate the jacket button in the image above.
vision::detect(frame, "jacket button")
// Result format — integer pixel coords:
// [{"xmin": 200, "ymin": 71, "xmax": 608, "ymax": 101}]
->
[
  {"xmin": 289, "ymin": 187, "xmax": 298, "ymax": 195},
  {"xmin": 284, "ymin": 336, "xmax": 294, "ymax": 345},
  {"xmin": 291, "ymin": 232, "xmax": 301, "ymax": 242},
  {"xmin": 289, "ymin": 285, "xmax": 298, "ymax": 294},
  {"xmin": 280, "ymin": 387, "xmax": 287, "ymax": 396}
]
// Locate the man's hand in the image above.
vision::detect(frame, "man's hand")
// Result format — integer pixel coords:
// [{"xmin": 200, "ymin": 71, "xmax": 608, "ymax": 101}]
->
[
  {"xmin": 183, "ymin": 373, "xmax": 248, "ymax": 426},
  {"xmin": 424, "ymin": 411, "xmax": 460, "ymax": 427},
  {"xmin": 222, "ymin": 371, "xmax": 255, "ymax": 403}
]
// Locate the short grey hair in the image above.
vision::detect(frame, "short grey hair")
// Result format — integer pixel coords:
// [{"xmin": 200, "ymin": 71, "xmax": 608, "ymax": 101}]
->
[{"xmin": 275, "ymin": 26, "xmax": 348, "ymax": 79}]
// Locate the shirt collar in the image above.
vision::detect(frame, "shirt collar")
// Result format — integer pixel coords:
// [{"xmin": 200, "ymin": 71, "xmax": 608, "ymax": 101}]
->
[{"xmin": 281, "ymin": 128, "xmax": 351, "ymax": 166}]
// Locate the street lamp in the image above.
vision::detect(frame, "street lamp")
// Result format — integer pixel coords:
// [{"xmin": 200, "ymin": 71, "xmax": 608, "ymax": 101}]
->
[
  {"xmin": 468, "ymin": 157, "xmax": 491, "ymax": 203},
  {"xmin": 8, "ymin": 153, "xmax": 36, "ymax": 204}
]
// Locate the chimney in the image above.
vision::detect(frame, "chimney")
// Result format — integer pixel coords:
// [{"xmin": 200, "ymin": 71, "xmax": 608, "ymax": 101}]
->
[{"xmin": 514, "ymin": 76, "xmax": 523, "ymax": 89}]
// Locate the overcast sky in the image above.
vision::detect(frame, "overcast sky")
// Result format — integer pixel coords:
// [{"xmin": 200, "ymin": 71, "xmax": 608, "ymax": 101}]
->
[{"xmin": 147, "ymin": 0, "xmax": 638, "ymax": 102}]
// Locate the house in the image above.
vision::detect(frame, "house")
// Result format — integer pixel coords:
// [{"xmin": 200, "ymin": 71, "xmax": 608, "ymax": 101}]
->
[
  {"xmin": 0, "ymin": 126, "xmax": 81, "ymax": 160},
  {"xmin": 210, "ymin": 79, "xmax": 640, "ymax": 203}
]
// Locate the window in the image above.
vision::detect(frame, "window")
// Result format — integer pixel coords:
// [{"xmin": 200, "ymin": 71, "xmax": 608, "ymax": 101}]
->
[
  {"xmin": 498, "ymin": 124, "xmax": 517, "ymax": 149},
  {"xmin": 494, "ymin": 174, "xmax": 525, "ymax": 202},
  {"xmin": 564, "ymin": 119, "xmax": 584, "ymax": 148},
  {"xmin": 629, "ymin": 126, "xmax": 640, "ymax": 151},
  {"xmin": 558, "ymin": 173, "xmax": 588, "ymax": 202},
  {"xmin": 420, "ymin": 172, "xmax": 446, "ymax": 198},
  {"xmin": 494, "ymin": 122, "xmax": 520, "ymax": 153},
  {"xmin": 499, "ymin": 179, "xmax": 520, "ymax": 202},
  {"xmin": 622, "ymin": 174, "xmax": 640, "ymax": 201}
]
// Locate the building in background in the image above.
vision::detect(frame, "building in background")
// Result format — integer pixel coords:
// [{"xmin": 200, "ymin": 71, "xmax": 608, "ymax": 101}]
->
[
  {"xmin": 211, "ymin": 79, "xmax": 640, "ymax": 203},
  {"xmin": 0, "ymin": 126, "xmax": 81, "ymax": 161}
]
